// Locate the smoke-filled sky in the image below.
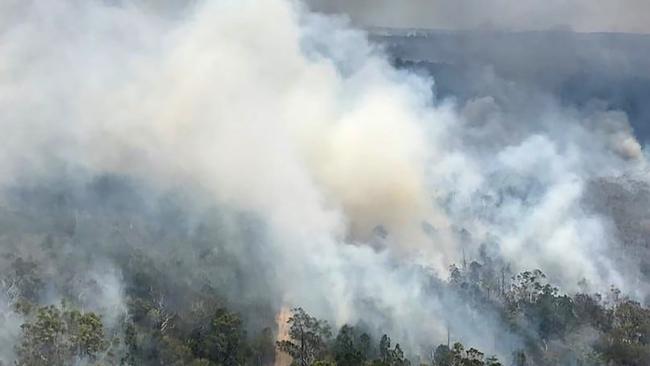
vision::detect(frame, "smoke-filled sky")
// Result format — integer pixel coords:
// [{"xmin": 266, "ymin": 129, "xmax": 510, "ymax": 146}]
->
[
  {"xmin": 309, "ymin": 0, "xmax": 650, "ymax": 33},
  {"xmin": 1, "ymin": 0, "xmax": 650, "ymax": 363}
]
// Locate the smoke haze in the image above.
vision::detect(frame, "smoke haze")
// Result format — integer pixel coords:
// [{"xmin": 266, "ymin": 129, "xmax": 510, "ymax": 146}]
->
[
  {"xmin": 308, "ymin": 0, "xmax": 650, "ymax": 33},
  {"xmin": 1, "ymin": 0, "xmax": 649, "ymax": 363}
]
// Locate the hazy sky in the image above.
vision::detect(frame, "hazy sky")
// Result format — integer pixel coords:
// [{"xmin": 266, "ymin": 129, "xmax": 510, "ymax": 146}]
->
[{"xmin": 308, "ymin": 0, "xmax": 650, "ymax": 33}]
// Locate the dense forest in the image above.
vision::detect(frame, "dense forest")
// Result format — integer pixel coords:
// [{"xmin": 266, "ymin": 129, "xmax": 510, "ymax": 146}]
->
[{"xmin": 3, "ymin": 214, "xmax": 650, "ymax": 366}]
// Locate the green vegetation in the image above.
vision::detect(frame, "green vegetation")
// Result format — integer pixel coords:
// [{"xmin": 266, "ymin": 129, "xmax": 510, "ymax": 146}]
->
[
  {"xmin": 8, "ymin": 249, "xmax": 650, "ymax": 366},
  {"xmin": 15, "ymin": 304, "xmax": 114, "ymax": 366},
  {"xmin": 3, "ymin": 235, "xmax": 650, "ymax": 365}
]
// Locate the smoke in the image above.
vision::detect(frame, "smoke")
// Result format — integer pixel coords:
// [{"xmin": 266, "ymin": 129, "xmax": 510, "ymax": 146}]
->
[
  {"xmin": 307, "ymin": 0, "xmax": 650, "ymax": 33},
  {"xmin": 275, "ymin": 306, "xmax": 292, "ymax": 366},
  {"xmin": 0, "ymin": 292, "xmax": 23, "ymax": 364},
  {"xmin": 0, "ymin": 0, "xmax": 648, "ymax": 361}
]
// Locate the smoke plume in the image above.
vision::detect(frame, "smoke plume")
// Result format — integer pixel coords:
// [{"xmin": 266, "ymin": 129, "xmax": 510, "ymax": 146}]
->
[{"xmin": 0, "ymin": 0, "xmax": 648, "ymax": 362}]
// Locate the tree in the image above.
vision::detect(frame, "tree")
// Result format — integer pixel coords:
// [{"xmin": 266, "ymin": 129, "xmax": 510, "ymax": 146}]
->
[
  {"xmin": 312, "ymin": 361, "xmax": 336, "ymax": 366},
  {"xmin": 15, "ymin": 305, "xmax": 66, "ymax": 366},
  {"xmin": 6, "ymin": 257, "xmax": 44, "ymax": 303},
  {"xmin": 433, "ymin": 344, "xmax": 451, "ymax": 366},
  {"xmin": 277, "ymin": 307, "xmax": 332, "ymax": 366},
  {"xmin": 373, "ymin": 334, "xmax": 411, "ymax": 366},
  {"xmin": 506, "ymin": 270, "xmax": 578, "ymax": 342},
  {"xmin": 533, "ymin": 285, "xmax": 576, "ymax": 340},
  {"xmin": 485, "ymin": 355, "xmax": 502, "ymax": 366},
  {"xmin": 379, "ymin": 334, "xmax": 391, "ymax": 363},
  {"xmin": 433, "ymin": 342, "xmax": 502, "ymax": 366},
  {"xmin": 597, "ymin": 300, "xmax": 650, "ymax": 365},
  {"xmin": 449, "ymin": 265, "xmax": 464, "ymax": 288},
  {"xmin": 15, "ymin": 304, "xmax": 107, "ymax": 366},
  {"xmin": 66, "ymin": 310, "xmax": 106, "ymax": 359},
  {"xmin": 358, "ymin": 332, "xmax": 372, "ymax": 360},
  {"xmin": 574, "ymin": 293, "xmax": 610, "ymax": 331},
  {"xmin": 191, "ymin": 307, "xmax": 249, "ymax": 366},
  {"xmin": 508, "ymin": 270, "xmax": 547, "ymax": 305},
  {"xmin": 512, "ymin": 351, "xmax": 526, "ymax": 366},
  {"xmin": 390, "ymin": 343, "xmax": 410, "ymax": 366},
  {"xmin": 333, "ymin": 325, "xmax": 366, "ymax": 366},
  {"xmin": 250, "ymin": 327, "xmax": 276, "ymax": 366},
  {"xmin": 121, "ymin": 322, "xmax": 138, "ymax": 366}
]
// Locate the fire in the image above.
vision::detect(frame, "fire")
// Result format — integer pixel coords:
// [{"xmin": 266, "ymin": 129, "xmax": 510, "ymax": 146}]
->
[{"xmin": 274, "ymin": 306, "xmax": 292, "ymax": 366}]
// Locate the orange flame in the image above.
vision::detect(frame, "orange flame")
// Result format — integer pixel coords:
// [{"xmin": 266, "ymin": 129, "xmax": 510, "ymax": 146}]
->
[{"xmin": 274, "ymin": 306, "xmax": 292, "ymax": 366}]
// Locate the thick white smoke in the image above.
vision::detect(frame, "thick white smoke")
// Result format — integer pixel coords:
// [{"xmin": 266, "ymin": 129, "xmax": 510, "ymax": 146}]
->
[
  {"xmin": 0, "ymin": 0, "xmax": 647, "ymax": 358},
  {"xmin": 0, "ymin": 292, "xmax": 23, "ymax": 364}
]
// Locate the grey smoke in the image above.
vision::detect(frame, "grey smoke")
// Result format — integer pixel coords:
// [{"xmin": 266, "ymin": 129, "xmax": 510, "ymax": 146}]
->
[
  {"xmin": 0, "ymin": 0, "xmax": 649, "ymax": 363},
  {"xmin": 308, "ymin": 0, "xmax": 650, "ymax": 33},
  {"xmin": 371, "ymin": 29, "xmax": 650, "ymax": 143}
]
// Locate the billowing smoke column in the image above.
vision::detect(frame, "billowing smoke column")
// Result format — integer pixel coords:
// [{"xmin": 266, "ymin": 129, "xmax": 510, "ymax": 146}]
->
[{"xmin": 0, "ymin": 0, "xmax": 648, "ymax": 361}]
